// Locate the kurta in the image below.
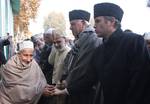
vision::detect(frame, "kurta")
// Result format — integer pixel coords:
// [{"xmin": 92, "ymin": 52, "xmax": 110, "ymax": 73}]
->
[
  {"xmin": 0, "ymin": 54, "xmax": 47, "ymax": 104},
  {"xmin": 48, "ymin": 46, "xmax": 71, "ymax": 84},
  {"xmin": 48, "ymin": 45, "xmax": 71, "ymax": 104},
  {"xmin": 64, "ymin": 25, "xmax": 102, "ymax": 104}
]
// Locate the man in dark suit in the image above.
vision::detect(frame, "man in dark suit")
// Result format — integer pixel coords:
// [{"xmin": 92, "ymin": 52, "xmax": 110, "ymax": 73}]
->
[{"xmin": 92, "ymin": 2, "xmax": 150, "ymax": 104}]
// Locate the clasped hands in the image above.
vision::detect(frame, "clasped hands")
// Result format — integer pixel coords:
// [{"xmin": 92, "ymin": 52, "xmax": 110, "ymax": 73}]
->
[{"xmin": 43, "ymin": 83, "xmax": 67, "ymax": 96}]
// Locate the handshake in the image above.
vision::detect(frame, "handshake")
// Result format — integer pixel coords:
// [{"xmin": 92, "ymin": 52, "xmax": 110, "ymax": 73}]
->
[{"xmin": 43, "ymin": 81, "xmax": 68, "ymax": 96}]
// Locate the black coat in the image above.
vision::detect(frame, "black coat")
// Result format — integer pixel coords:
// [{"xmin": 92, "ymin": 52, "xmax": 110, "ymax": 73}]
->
[
  {"xmin": 92, "ymin": 28, "xmax": 150, "ymax": 104},
  {"xmin": 39, "ymin": 44, "xmax": 53, "ymax": 84},
  {"xmin": 66, "ymin": 26, "xmax": 102, "ymax": 104},
  {"xmin": 67, "ymin": 28, "xmax": 150, "ymax": 104},
  {"xmin": 38, "ymin": 44, "xmax": 53, "ymax": 104},
  {"xmin": 0, "ymin": 38, "xmax": 10, "ymax": 65}
]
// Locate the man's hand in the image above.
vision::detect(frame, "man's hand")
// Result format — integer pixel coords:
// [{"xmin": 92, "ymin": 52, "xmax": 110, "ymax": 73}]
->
[
  {"xmin": 56, "ymin": 81, "xmax": 66, "ymax": 90},
  {"xmin": 53, "ymin": 88, "xmax": 68, "ymax": 96},
  {"xmin": 43, "ymin": 84, "xmax": 55, "ymax": 96}
]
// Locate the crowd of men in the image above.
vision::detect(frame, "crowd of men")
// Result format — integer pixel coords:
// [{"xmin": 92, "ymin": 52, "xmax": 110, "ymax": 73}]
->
[{"xmin": 0, "ymin": 2, "xmax": 150, "ymax": 104}]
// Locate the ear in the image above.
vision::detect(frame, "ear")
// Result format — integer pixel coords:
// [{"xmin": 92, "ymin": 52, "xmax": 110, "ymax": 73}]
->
[
  {"xmin": 111, "ymin": 17, "xmax": 116, "ymax": 23},
  {"xmin": 109, "ymin": 17, "xmax": 117, "ymax": 28}
]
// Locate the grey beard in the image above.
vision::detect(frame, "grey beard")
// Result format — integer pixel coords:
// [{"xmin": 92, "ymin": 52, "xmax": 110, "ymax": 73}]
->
[{"xmin": 56, "ymin": 46, "xmax": 66, "ymax": 52}]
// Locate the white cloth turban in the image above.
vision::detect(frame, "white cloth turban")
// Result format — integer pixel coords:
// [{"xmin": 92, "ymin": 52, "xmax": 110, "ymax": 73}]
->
[{"xmin": 19, "ymin": 40, "xmax": 34, "ymax": 51}]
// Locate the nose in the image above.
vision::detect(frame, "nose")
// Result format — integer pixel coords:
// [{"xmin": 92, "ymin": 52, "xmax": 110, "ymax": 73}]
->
[
  {"xmin": 26, "ymin": 57, "xmax": 32, "ymax": 63},
  {"xmin": 54, "ymin": 43, "xmax": 59, "ymax": 47},
  {"xmin": 70, "ymin": 26, "xmax": 72, "ymax": 30}
]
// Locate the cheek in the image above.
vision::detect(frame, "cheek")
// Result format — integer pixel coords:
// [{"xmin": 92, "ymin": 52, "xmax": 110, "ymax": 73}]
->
[
  {"xmin": 78, "ymin": 24, "xmax": 84, "ymax": 30},
  {"xmin": 21, "ymin": 56, "xmax": 32, "ymax": 63},
  {"xmin": 95, "ymin": 24, "xmax": 102, "ymax": 32},
  {"xmin": 57, "ymin": 43, "xmax": 65, "ymax": 49},
  {"xmin": 61, "ymin": 43, "xmax": 66, "ymax": 48},
  {"xmin": 20, "ymin": 56, "xmax": 26, "ymax": 63},
  {"xmin": 72, "ymin": 26, "xmax": 78, "ymax": 31},
  {"xmin": 98, "ymin": 22, "xmax": 107, "ymax": 31},
  {"xmin": 74, "ymin": 24, "xmax": 82, "ymax": 31},
  {"xmin": 59, "ymin": 43, "xmax": 64, "ymax": 48},
  {"xmin": 22, "ymin": 57, "xmax": 28, "ymax": 61},
  {"xmin": 54, "ymin": 44, "xmax": 61, "ymax": 49}
]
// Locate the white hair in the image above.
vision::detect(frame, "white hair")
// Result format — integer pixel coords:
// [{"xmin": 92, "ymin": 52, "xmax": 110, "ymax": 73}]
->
[
  {"xmin": 44, "ymin": 28, "xmax": 55, "ymax": 35},
  {"xmin": 144, "ymin": 32, "xmax": 150, "ymax": 40},
  {"xmin": 84, "ymin": 20, "xmax": 90, "ymax": 26}
]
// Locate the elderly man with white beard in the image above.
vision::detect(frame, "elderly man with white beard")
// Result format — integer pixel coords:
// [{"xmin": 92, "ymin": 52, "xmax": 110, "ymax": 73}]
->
[
  {"xmin": 48, "ymin": 30, "xmax": 71, "ymax": 104},
  {"xmin": 0, "ymin": 40, "xmax": 49, "ymax": 104}
]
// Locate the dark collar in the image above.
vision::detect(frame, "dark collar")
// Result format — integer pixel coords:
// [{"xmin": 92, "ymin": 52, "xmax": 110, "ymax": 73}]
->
[{"xmin": 103, "ymin": 28, "xmax": 123, "ymax": 46}]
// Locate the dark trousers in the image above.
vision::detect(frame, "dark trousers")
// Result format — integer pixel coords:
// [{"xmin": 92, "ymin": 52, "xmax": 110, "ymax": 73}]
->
[{"xmin": 37, "ymin": 95, "xmax": 52, "ymax": 104}]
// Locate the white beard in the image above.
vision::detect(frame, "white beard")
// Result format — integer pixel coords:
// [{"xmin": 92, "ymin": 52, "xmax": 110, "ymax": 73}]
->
[{"xmin": 56, "ymin": 46, "xmax": 66, "ymax": 52}]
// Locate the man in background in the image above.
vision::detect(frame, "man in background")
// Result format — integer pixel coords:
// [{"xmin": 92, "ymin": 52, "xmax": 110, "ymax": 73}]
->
[
  {"xmin": 31, "ymin": 33, "xmax": 45, "ymax": 64},
  {"xmin": 143, "ymin": 32, "xmax": 150, "ymax": 50},
  {"xmin": 0, "ymin": 34, "xmax": 13, "ymax": 66},
  {"xmin": 37, "ymin": 28, "xmax": 54, "ymax": 104}
]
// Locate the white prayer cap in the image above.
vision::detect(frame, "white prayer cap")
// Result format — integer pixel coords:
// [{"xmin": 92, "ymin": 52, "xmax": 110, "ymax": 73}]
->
[
  {"xmin": 44, "ymin": 28, "xmax": 55, "ymax": 34},
  {"xmin": 144, "ymin": 32, "xmax": 150, "ymax": 40},
  {"xmin": 19, "ymin": 40, "xmax": 34, "ymax": 51}
]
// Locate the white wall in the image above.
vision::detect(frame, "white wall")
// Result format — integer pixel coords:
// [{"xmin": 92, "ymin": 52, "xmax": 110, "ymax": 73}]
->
[{"xmin": 0, "ymin": 0, "xmax": 14, "ymax": 37}]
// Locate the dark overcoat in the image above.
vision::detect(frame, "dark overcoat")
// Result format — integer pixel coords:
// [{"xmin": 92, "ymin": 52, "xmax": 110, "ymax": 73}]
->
[
  {"xmin": 38, "ymin": 44, "xmax": 53, "ymax": 104},
  {"xmin": 92, "ymin": 28, "xmax": 150, "ymax": 104},
  {"xmin": 65, "ymin": 26, "xmax": 102, "ymax": 104}
]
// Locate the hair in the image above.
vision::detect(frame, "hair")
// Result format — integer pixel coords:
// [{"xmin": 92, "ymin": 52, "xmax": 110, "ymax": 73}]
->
[
  {"xmin": 143, "ymin": 32, "xmax": 150, "ymax": 40},
  {"xmin": 43, "ymin": 31, "xmax": 53, "ymax": 36},
  {"xmin": 84, "ymin": 20, "xmax": 90, "ymax": 26},
  {"xmin": 80, "ymin": 20, "xmax": 90, "ymax": 29},
  {"xmin": 124, "ymin": 29, "xmax": 132, "ymax": 33},
  {"xmin": 24, "ymin": 38, "xmax": 31, "ymax": 41},
  {"xmin": 51, "ymin": 29, "xmax": 66, "ymax": 40},
  {"xmin": 104, "ymin": 16, "xmax": 121, "ymax": 29}
]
